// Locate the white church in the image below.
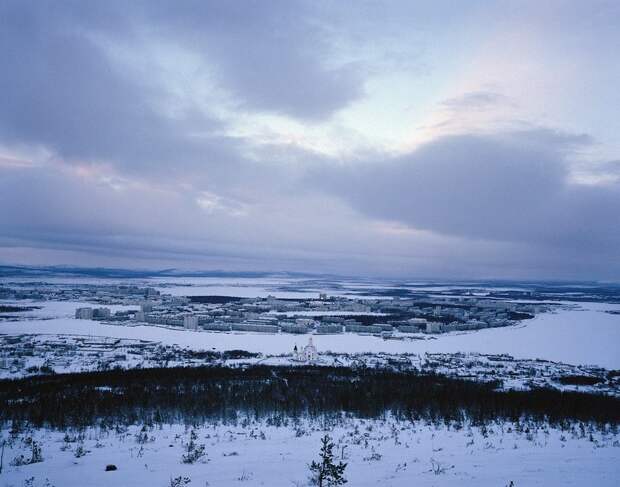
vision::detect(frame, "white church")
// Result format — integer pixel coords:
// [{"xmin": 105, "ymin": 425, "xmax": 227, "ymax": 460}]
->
[{"xmin": 292, "ymin": 336, "xmax": 318, "ymax": 362}]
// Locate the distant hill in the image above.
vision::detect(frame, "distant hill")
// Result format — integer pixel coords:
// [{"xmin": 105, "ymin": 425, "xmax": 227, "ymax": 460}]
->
[{"xmin": 0, "ymin": 264, "xmax": 318, "ymax": 279}]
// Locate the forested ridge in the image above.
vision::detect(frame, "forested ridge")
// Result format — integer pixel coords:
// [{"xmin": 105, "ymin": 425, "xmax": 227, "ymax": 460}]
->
[{"xmin": 1, "ymin": 365, "xmax": 618, "ymax": 429}]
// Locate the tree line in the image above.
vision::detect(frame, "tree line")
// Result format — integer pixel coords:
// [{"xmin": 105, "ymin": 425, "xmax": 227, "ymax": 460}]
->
[{"xmin": 0, "ymin": 365, "xmax": 618, "ymax": 429}]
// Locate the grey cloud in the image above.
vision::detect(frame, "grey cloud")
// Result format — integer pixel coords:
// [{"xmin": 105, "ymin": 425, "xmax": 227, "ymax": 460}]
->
[
  {"xmin": 1, "ymin": 148, "xmax": 619, "ymax": 279},
  {"xmin": 311, "ymin": 130, "xmax": 620, "ymax": 255},
  {"xmin": 0, "ymin": 0, "xmax": 363, "ymax": 140},
  {"xmin": 0, "ymin": 165, "xmax": 360, "ymax": 267},
  {"xmin": 440, "ymin": 91, "xmax": 511, "ymax": 110},
  {"xmin": 1, "ymin": 1, "xmax": 619, "ymax": 279},
  {"xmin": 0, "ymin": 0, "xmax": 365, "ymax": 190},
  {"xmin": 599, "ymin": 160, "xmax": 620, "ymax": 178},
  {"xmin": 0, "ymin": 1, "xmax": 248, "ymax": 181},
  {"xmin": 142, "ymin": 0, "xmax": 364, "ymax": 120}
]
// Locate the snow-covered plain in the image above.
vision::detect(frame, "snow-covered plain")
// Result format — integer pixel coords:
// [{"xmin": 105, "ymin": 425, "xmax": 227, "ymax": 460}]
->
[
  {"xmin": 1, "ymin": 300, "xmax": 619, "ymax": 368},
  {"xmin": 2, "ymin": 417, "xmax": 618, "ymax": 487}
]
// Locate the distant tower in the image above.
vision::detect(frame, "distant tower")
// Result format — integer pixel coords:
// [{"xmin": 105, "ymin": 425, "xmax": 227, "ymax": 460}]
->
[{"xmin": 183, "ymin": 315, "xmax": 199, "ymax": 330}]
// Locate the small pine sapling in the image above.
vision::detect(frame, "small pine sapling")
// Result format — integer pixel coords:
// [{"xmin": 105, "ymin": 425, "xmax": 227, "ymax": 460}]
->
[{"xmin": 309, "ymin": 435, "xmax": 347, "ymax": 487}]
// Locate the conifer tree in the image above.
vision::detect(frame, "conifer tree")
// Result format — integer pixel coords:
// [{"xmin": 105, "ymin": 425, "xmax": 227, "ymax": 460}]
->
[{"xmin": 309, "ymin": 435, "xmax": 347, "ymax": 487}]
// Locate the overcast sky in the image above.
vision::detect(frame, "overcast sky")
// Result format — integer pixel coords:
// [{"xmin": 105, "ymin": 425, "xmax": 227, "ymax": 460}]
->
[{"xmin": 1, "ymin": 0, "xmax": 619, "ymax": 279}]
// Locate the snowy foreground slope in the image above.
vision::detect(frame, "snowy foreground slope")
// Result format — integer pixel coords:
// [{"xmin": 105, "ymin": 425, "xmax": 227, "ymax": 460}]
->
[{"xmin": 2, "ymin": 417, "xmax": 619, "ymax": 487}]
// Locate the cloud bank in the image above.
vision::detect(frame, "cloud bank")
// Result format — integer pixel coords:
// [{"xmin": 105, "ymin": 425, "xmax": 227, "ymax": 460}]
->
[{"xmin": 0, "ymin": 0, "xmax": 619, "ymax": 279}]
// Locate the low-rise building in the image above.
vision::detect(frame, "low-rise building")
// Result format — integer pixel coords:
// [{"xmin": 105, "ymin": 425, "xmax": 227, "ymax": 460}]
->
[
  {"xmin": 316, "ymin": 324, "xmax": 343, "ymax": 334},
  {"xmin": 425, "ymin": 322, "xmax": 442, "ymax": 334},
  {"xmin": 397, "ymin": 325, "xmax": 421, "ymax": 333},
  {"xmin": 408, "ymin": 318, "xmax": 427, "ymax": 326},
  {"xmin": 202, "ymin": 322, "xmax": 231, "ymax": 331},
  {"xmin": 231, "ymin": 323, "xmax": 279, "ymax": 333},
  {"xmin": 75, "ymin": 307, "xmax": 93, "ymax": 319},
  {"xmin": 281, "ymin": 323, "xmax": 309, "ymax": 334},
  {"xmin": 93, "ymin": 307, "xmax": 111, "ymax": 319},
  {"xmin": 345, "ymin": 324, "xmax": 383, "ymax": 334}
]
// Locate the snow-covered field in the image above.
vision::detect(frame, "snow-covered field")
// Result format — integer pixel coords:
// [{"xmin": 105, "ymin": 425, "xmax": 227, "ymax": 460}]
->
[
  {"xmin": 2, "ymin": 416, "xmax": 618, "ymax": 487},
  {"xmin": 1, "ymin": 300, "xmax": 619, "ymax": 368},
  {"xmin": 3, "ymin": 332, "xmax": 616, "ymax": 395}
]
